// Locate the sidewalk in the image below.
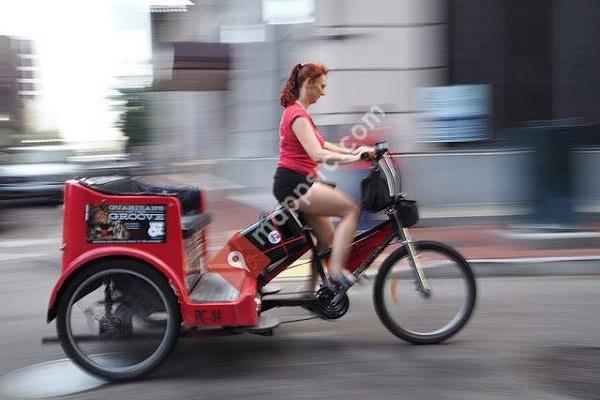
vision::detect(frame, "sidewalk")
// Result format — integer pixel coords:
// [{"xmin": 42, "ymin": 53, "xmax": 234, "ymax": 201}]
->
[{"xmin": 143, "ymin": 171, "xmax": 600, "ymax": 278}]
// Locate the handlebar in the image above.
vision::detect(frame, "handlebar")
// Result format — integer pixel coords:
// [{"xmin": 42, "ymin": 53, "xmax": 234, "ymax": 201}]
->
[
  {"xmin": 357, "ymin": 141, "xmax": 400, "ymax": 197},
  {"xmin": 359, "ymin": 141, "xmax": 389, "ymax": 162}
]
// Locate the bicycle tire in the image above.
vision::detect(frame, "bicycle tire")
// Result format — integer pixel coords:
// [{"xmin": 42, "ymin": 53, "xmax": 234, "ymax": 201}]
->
[{"xmin": 373, "ymin": 241, "xmax": 476, "ymax": 344}]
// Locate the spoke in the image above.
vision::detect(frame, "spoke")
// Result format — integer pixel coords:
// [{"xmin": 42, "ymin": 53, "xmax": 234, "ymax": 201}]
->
[
  {"xmin": 382, "ymin": 249, "xmax": 470, "ymax": 336},
  {"xmin": 67, "ymin": 270, "xmax": 170, "ymax": 372}
]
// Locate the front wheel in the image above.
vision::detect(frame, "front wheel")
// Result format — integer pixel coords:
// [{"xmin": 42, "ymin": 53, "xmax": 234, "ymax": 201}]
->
[
  {"xmin": 373, "ymin": 241, "xmax": 476, "ymax": 344},
  {"xmin": 56, "ymin": 259, "xmax": 181, "ymax": 381}
]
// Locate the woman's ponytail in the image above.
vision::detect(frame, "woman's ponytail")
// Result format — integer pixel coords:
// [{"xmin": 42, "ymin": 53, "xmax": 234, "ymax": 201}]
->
[
  {"xmin": 280, "ymin": 63, "xmax": 303, "ymax": 107},
  {"xmin": 279, "ymin": 62, "xmax": 328, "ymax": 108}
]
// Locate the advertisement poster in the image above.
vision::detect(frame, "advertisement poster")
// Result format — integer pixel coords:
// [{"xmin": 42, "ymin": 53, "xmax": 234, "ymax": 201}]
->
[
  {"xmin": 416, "ymin": 84, "xmax": 491, "ymax": 142},
  {"xmin": 87, "ymin": 204, "xmax": 167, "ymax": 243}
]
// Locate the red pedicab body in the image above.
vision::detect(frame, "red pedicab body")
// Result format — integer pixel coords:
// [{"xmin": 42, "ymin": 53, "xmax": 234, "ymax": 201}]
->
[{"xmin": 48, "ymin": 176, "xmax": 396, "ymax": 329}]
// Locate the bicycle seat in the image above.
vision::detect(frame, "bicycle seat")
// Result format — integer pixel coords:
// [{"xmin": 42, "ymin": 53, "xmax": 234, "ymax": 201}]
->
[{"xmin": 268, "ymin": 203, "xmax": 312, "ymax": 231}]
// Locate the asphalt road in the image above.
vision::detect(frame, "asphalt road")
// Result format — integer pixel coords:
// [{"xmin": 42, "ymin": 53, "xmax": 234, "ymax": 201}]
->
[{"xmin": 0, "ymin": 207, "xmax": 599, "ymax": 400}]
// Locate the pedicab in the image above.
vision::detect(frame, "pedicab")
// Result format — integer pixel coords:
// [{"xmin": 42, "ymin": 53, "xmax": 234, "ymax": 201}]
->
[{"xmin": 45, "ymin": 142, "xmax": 477, "ymax": 381}]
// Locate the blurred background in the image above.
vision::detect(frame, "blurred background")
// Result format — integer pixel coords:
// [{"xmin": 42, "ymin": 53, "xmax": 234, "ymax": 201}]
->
[
  {"xmin": 0, "ymin": 0, "xmax": 599, "ymax": 261},
  {"xmin": 2, "ymin": 1, "xmax": 600, "ymax": 398},
  {"xmin": 1, "ymin": 0, "xmax": 600, "ymax": 231}
]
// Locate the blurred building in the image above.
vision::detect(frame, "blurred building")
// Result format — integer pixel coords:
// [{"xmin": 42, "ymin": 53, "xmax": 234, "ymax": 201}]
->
[
  {"xmin": 140, "ymin": 0, "xmax": 600, "ymax": 216},
  {"xmin": 149, "ymin": 39, "xmax": 231, "ymax": 160},
  {"xmin": 449, "ymin": 0, "xmax": 600, "ymax": 128},
  {"xmin": 146, "ymin": 0, "xmax": 446, "ymax": 163},
  {"xmin": 0, "ymin": 36, "xmax": 20, "ymax": 141},
  {"xmin": 299, "ymin": 0, "xmax": 447, "ymax": 152},
  {"xmin": 0, "ymin": 36, "xmax": 41, "ymax": 145},
  {"xmin": 148, "ymin": 1, "xmax": 262, "ymax": 161}
]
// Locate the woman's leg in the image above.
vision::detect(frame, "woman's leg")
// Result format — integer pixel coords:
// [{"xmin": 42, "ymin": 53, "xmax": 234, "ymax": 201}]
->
[
  {"xmin": 302, "ymin": 214, "xmax": 335, "ymax": 252},
  {"xmin": 300, "ymin": 214, "xmax": 335, "ymax": 289},
  {"xmin": 295, "ymin": 182, "xmax": 361, "ymax": 278}
]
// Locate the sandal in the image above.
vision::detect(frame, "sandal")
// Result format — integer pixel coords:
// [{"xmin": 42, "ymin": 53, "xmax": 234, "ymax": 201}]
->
[{"xmin": 329, "ymin": 271, "xmax": 358, "ymax": 291}]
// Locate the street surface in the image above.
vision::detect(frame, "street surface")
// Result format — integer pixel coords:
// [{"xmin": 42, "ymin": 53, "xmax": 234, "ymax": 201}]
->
[{"xmin": 0, "ymin": 206, "xmax": 599, "ymax": 400}]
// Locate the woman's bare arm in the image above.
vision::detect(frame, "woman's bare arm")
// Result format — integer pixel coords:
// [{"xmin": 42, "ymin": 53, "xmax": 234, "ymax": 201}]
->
[
  {"xmin": 292, "ymin": 117, "xmax": 359, "ymax": 164},
  {"xmin": 323, "ymin": 141, "xmax": 353, "ymax": 155}
]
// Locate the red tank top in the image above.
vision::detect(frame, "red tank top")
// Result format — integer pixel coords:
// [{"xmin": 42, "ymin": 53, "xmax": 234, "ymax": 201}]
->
[{"xmin": 277, "ymin": 103, "xmax": 324, "ymax": 178}]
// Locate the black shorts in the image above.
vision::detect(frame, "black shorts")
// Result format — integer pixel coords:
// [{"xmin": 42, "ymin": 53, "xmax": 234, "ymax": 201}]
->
[{"xmin": 272, "ymin": 167, "xmax": 315, "ymax": 205}]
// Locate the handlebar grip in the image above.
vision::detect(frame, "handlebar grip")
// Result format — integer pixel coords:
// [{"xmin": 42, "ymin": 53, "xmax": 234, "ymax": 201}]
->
[{"xmin": 360, "ymin": 152, "xmax": 370, "ymax": 160}]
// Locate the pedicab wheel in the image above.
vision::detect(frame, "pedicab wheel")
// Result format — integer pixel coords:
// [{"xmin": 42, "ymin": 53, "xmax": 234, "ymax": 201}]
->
[
  {"xmin": 56, "ymin": 259, "xmax": 180, "ymax": 381},
  {"xmin": 373, "ymin": 241, "xmax": 476, "ymax": 345}
]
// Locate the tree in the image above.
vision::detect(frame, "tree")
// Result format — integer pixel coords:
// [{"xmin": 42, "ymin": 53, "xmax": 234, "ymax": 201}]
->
[{"xmin": 116, "ymin": 88, "xmax": 150, "ymax": 151}]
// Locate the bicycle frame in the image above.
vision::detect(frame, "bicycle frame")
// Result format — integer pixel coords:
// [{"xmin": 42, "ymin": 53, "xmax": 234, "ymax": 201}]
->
[{"xmin": 260, "ymin": 204, "xmax": 429, "ymax": 311}]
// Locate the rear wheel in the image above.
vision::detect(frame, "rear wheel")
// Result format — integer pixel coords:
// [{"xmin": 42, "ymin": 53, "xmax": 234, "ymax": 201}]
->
[
  {"xmin": 373, "ymin": 241, "xmax": 476, "ymax": 344},
  {"xmin": 56, "ymin": 259, "xmax": 180, "ymax": 381}
]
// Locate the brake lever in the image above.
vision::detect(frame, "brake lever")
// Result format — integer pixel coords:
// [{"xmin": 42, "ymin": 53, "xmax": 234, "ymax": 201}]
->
[{"xmin": 361, "ymin": 151, "xmax": 385, "ymax": 162}]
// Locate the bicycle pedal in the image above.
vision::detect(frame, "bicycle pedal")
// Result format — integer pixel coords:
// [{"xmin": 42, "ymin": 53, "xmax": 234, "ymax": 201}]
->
[{"xmin": 330, "ymin": 291, "xmax": 347, "ymax": 307}]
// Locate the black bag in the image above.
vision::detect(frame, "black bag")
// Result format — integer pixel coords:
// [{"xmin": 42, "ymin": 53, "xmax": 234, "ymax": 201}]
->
[
  {"xmin": 361, "ymin": 167, "xmax": 394, "ymax": 212},
  {"xmin": 397, "ymin": 199, "xmax": 419, "ymax": 227},
  {"xmin": 360, "ymin": 168, "xmax": 420, "ymax": 226}
]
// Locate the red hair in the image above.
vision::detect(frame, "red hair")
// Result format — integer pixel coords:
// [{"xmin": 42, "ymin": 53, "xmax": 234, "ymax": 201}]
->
[{"xmin": 280, "ymin": 63, "xmax": 328, "ymax": 107}]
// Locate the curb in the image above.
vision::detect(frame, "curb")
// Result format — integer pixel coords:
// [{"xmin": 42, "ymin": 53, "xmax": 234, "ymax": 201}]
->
[
  {"xmin": 468, "ymin": 257, "xmax": 600, "ymax": 277},
  {"xmin": 273, "ymin": 255, "xmax": 600, "ymax": 282}
]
